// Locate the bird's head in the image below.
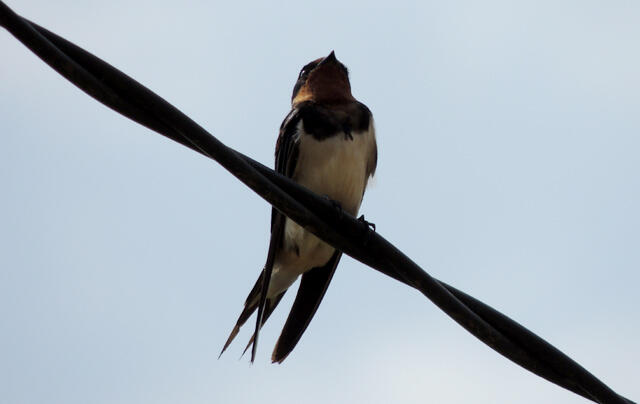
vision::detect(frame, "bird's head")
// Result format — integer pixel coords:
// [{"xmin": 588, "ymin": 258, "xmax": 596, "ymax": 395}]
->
[{"xmin": 291, "ymin": 51, "xmax": 354, "ymax": 106}]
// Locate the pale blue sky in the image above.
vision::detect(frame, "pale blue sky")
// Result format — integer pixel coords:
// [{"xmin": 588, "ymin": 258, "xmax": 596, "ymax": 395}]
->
[{"xmin": 1, "ymin": 1, "xmax": 638, "ymax": 403}]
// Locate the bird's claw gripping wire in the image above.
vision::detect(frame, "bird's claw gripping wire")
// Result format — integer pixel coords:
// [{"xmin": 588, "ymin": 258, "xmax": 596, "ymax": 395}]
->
[{"xmin": 358, "ymin": 214, "xmax": 376, "ymax": 244}]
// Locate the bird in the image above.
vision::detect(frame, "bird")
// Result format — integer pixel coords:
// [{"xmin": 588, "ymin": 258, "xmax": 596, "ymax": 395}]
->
[{"xmin": 219, "ymin": 51, "xmax": 377, "ymax": 363}]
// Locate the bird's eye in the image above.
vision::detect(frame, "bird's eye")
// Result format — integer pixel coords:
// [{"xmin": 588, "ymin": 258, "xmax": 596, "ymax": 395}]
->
[{"xmin": 298, "ymin": 61, "xmax": 319, "ymax": 79}]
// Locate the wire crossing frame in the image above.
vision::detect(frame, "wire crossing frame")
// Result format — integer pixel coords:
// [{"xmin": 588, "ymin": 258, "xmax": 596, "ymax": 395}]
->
[{"xmin": 0, "ymin": 3, "xmax": 634, "ymax": 404}]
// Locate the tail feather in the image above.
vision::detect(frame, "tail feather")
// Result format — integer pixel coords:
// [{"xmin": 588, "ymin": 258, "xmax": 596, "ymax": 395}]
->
[
  {"xmin": 219, "ymin": 325, "xmax": 241, "ymax": 359},
  {"xmin": 219, "ymin": 272, "xmax": 286, "ymax": 359},
  {"xmin": 219, "ymin": 273, "xmax": 264, "ymax": 358},
  {"xmin": 241, "ymin": 293, "xmax": 285, "ymax": 357}
]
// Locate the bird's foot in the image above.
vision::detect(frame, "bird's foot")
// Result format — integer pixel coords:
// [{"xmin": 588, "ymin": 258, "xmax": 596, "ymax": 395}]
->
[{"xmin": 358, "ymin": 214, "xmax": 376, "ymax": 244}]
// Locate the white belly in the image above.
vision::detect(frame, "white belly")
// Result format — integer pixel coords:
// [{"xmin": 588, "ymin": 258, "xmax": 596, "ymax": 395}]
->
[
  {"xmin": 294, "ymin": 127, "xmax": 374, "ymax": 215},
  {"xmin": 281, "ymin": 128, "xmax": 375, "ymax": 269},
  {"xmin": 265, "ymin": 125, "xmax": 376, "ymax": 298}
]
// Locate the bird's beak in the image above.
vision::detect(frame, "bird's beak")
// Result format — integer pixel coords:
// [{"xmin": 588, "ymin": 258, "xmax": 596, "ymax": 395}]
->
[{"xmin": 319, "ymin": 50, "xmax": 337, "ymax": 66}]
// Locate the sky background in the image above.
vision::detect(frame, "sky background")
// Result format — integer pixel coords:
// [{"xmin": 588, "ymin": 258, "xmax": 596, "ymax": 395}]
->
[{"xmin": 1, "ymin": 1, "xmax": 639, "ymax": 403}]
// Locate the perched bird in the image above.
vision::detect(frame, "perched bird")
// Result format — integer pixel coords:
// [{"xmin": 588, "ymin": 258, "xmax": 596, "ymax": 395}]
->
[{"xmin": 220, "ymin": 51, "xmax": 377, "ymax": 363}]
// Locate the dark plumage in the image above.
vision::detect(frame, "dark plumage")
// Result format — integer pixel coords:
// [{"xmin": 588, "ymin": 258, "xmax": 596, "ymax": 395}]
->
[{"xmin": 220, "ymin": 51, "xmax": 377, "ymax": 363}]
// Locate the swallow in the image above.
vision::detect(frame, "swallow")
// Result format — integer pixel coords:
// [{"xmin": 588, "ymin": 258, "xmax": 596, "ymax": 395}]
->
[{"xmin": 219, "ymin": 51, "xmax": 377, "ymax": 363}]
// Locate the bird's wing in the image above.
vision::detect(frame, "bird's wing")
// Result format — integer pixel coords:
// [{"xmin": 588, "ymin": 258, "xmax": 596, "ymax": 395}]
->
[
  {"xmin": 271, "ymin": 250, "xmax": 342, "ymax": 363},
  {"xmin": 271, "ymin": 107, "xmax": 303, "ymax": 227},
  {"xmin": 219, "ymin": 106, "xmax": 303, "ymax": 359}
]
